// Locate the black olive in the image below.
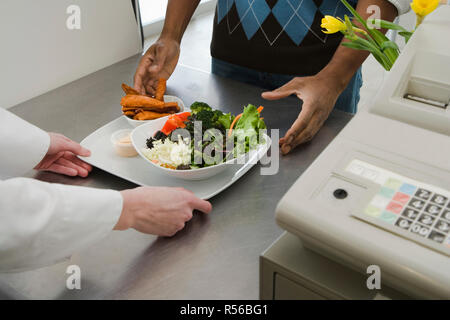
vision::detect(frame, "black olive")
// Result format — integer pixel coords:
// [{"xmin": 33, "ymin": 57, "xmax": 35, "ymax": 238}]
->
[
  {"xmin": 154, "ymin": 130, "xmax": 167, "ymax": 140},
  {"xmin": 146, "ymin": 138, "xmax": 155, "ymax": 149},
  {"xmin": 176, "ymin": 164, "xmax": 191, "ymax": 170}
]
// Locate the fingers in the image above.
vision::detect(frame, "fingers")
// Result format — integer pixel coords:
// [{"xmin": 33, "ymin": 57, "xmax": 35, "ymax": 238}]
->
[
  {"xmin": 291, "ymin": 113, "xmax": 324, "ymax": 147},
  {"xmin": 64, "ymin": 152, "xmax": 93, "ymax": 172},
  {"xmin": 61, "ymin": 139, "xmax": 91, "ymax": 157},
  {"xmin": 133, "ymin": 71, "xmax": 146, "ymax": 95},
  {"xmin": 190, "ymin": 196, "xmax": 213, "ymax": 214},
  {"xmin": 182, "ymin": 189, "xmax": 212, "ymax": 214},
  {"xmin": 283, "ymin": 105, "xmax": 315, "ymax": 146},
  {"xmin": 145, "ymin": 80, "xmax": 157, "ymax": 96},
  {"xmin": 46, "ymin": 163, "xmax": 78, "ymax": 176},
  {"xmin": 280, "ymin": 110, "xmax": 325, "ymax": 154},
  {"xmin": 133, "ymin": 45, "xmax": 162, "ymax": 95},
  {"xmin": 55, "ymin": 157, "xmax": 89, "ymax": 177}
]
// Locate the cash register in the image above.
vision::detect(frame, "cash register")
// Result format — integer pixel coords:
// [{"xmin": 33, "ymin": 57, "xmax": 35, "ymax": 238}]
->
[{"xmin": 261, "ymin": 7, "xmax": 450, "ymax": 299}]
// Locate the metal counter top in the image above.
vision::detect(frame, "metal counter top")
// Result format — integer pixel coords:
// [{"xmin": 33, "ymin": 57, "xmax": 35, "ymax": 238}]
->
[{"xmin": 0, "ymin": 55, "xmax": 352, "ymax": 299}]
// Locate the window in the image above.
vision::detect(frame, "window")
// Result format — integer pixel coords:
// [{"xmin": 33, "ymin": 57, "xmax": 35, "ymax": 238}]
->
[
  {"xmin": 139, "ymin": 0, "xmax": 168, "ymax": 25},
  {"xmin": 139, "ymin": 0, "xmax": 217, "ymax": 38}
]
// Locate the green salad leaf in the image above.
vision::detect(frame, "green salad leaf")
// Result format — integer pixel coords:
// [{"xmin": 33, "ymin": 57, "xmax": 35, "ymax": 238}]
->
[
  {"xmin": 217, "ymin": 112, "xmax": 235, "ymax": 129},
  {"xmin": 235, "ymin": 104, "xmax": 266, "ymax": 131},
  {"xmin": 233, "ymin": 104, "xmax": 267, "ymax": 156}
]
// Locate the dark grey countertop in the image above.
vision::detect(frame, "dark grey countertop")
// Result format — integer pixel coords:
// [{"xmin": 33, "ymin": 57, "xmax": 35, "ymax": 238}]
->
[{"xmin": 0, "ymin": 55, "xmax": 352, "ymax": 299}]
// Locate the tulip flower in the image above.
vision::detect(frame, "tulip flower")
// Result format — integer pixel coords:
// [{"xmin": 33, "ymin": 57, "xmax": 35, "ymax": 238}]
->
[
  {"xmin": 321, "ymin": 0, "xmax": 440, "ymax": 71},
  {"xmin": 321, "ymin": 16, "xmax": 347, "ymax": 34},
  {"xmin": 411, "ymin": 0, "xmax": 440, "ymax": 27}
]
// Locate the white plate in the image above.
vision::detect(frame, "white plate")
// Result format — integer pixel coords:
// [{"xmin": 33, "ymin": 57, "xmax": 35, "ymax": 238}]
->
[
  {"xmin": 131, "ymin": 117, "xmax": 271, "ymax": 181},
  {"xmin": 80, "ymin": 116, "xmax": 271, "ymax": 199}
]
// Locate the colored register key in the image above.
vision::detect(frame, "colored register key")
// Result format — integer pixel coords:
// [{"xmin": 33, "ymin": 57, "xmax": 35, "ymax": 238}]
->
[
  {"xmin": 386, "ymin": 201, "xmax": 403, "ymax": 214},
  {"xmin": 392, "ymin": 192, "xmax": 410, "ymax": 205}
]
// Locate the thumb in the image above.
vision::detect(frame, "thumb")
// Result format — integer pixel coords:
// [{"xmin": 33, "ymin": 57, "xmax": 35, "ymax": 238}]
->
[
  {"xmin": 62, "ymin": 139, "xmax": 91, "ymax": 157},
  {"xmin": 261, "ymin": 86, "xmax": 296, "ymax": 101}
]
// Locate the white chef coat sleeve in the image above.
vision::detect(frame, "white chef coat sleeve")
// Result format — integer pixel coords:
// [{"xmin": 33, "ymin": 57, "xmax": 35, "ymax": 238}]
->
[
  {"xmin": 386, "ymin": 0, "xmax": 411, "ymax": 15},
  {"xmin": 0, "ymin": 108, "xmax": 123, "ymax": 272},
  {"xmin": 0, "ymin": 177, "xmax": 123, "ymax": 272},
  {"xmin": 0, "ymin": 108, "xmax": 50, "ymax": 179}
]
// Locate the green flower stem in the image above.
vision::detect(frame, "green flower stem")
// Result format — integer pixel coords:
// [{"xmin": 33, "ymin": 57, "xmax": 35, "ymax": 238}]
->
[
  {"xmin": 343, "ymin": 32, "xmax": 392, "ymax": 70},
  {"xmin": 415, "ymin": 15, "xmax": 424, "ymax": 28},
  {"xmin": 340, "ymin": 0, "xmax": 396, "ymax": 68}
]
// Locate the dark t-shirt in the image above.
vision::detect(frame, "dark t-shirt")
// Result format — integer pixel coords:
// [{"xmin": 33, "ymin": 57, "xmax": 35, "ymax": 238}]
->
[{"xmin": 211, "ymin": 0, "xmax": 357, "ymax": 76}]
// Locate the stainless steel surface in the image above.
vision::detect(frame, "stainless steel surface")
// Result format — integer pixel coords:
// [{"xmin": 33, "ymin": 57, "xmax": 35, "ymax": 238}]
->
[{"xmin": 0, "ymin": 55, "xmax": 352, "ymax": 299}]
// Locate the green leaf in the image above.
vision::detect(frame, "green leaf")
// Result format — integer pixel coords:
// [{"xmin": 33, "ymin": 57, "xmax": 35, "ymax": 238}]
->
[
  {"xmin": 340, "ymin": 0, "xmax": 397, "ymax": 65},
  {"xmin": 380, "ymin": 40, "xmax": 399, "ymax": 52},
  {"xmin": 341, "ymin": 41, "xmax": 370, "ymax": 51},
  {"xmin": 399, "ymin": 31, "xmax": 413, "ymax": 43},
  {"xmin": 367, "ymin": 19, "xmax": 409, "ymax": 32},
  {"xmin": 344, "ymin": 15, "xmax": 354, "ymax": 36},
  {"xmin": 367, "ymin": 27, "xmax": 398, "ymax": 63},
  {"xmin": 217, "ymin": 112, "xmax": 234, "ymax": 129},
  {"xmin": 233, "ymin": 104, "xmax": 266, "ymax": 155},
  {"xmin": 235, "ymin": 104, "xmax": 266, "ymax": 131},
  {"xmin": 348, "ymin": 35, "xmax": 392, "ymax": 70}
]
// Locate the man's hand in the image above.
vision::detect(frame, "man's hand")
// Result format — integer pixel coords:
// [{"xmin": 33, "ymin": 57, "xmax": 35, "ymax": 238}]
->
[
  {"xmin": 262, "ymin": 74, "xmax": 344, "ymax": 155},
  {"xmin": 134, "ymin": 38, "xmax": 180, "ymax": 95},
  {"xmin": 116, "ymin": 187, "xmax": 212, "ymax": 237},
  {"xmin": 34, "ymin": 133, "xmax": 92, "ymax": 177},
  {"xmin": 260, "ymin": 1, "xmax": 397, "ymax": 156}
]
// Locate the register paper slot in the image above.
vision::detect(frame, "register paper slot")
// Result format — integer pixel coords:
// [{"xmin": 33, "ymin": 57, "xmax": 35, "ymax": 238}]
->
[{"xmin": 404, "ymin": 77, "xmax": 450, "ymax": 109}]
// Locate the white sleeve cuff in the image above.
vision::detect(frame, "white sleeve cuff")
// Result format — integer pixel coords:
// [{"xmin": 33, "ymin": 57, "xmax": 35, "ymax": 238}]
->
[
  {"xmin": 0, "ymin": 108, "xmax": 50, "ymax": 179},
  {"xmin": 387, "ymin": 0, "xmax": 411, "ymax": 15}
]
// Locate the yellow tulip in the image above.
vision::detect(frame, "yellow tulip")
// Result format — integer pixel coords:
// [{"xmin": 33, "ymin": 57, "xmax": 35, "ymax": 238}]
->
[
  {"xmin": 321, "ymin": 15, "xmax": 347, "ymax": 34},
  {"xmin": 411, "ymin": 0, "xmax": 439, "ymax": 18}
]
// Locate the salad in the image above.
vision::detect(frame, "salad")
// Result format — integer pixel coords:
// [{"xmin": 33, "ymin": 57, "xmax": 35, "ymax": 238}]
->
[{"xmin": 142, "ymin": 102, "xmax": 266, "ymax": 170}]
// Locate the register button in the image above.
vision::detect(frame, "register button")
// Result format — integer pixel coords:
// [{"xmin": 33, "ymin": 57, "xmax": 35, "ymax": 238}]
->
[{"xmin": 386, "ymin": 202, "xmax": 403, "ymax": 214}]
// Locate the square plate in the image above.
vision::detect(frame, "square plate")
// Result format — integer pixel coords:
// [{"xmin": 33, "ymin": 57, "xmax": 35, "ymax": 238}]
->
[{"xmin": 80, "ymin": 116, "xmax": 271, "ymax": 199}]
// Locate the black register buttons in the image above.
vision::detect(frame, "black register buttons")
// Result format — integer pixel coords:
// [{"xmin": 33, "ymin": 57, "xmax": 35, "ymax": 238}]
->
[{"xmin": 334, "ymin": 188, "xmax": 348, "ymax": 199}]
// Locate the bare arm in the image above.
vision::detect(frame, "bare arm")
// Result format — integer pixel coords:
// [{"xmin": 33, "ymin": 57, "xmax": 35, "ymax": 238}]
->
[
  {"xmin": 160, "ymin": 0, "xmax": 201, "ymax": 43},
  {"xmin": 263, "ymin": 0, "xmax": 399, "ymax": 154}
]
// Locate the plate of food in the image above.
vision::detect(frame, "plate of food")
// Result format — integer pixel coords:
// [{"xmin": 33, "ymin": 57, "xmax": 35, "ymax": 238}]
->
[
  {"xmin": 120, "ymin": 81, "xmax": 185, "ymax": 127},
  {"xmin": 131, "ymin": 102, "xmax": 270, "ymax": 180},
  {"xmin": 79, "ymin": 81, "xmax": 272, "ymax": 199}
]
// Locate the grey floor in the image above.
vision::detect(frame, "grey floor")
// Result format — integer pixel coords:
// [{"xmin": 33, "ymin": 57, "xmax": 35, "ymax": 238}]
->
[{"xmin": 144, "ymin": 10, "xmax": 417, "ymax": 111}]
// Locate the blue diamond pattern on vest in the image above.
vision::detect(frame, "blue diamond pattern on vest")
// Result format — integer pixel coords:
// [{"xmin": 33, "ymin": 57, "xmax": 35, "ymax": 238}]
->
[
  {"xmin": 235, "ymin": 0, "xmax": 271, "ymax": 40},
  {"xmin": 272, "ymin": 0, "xmax": 317, "ymax": 45},
  {"xmin": 217, "ymin": 0, "xmax": 235, "ymax": 23},
  {"xmin": 319, "ymin": 0, "xmax": 354, "ymax": 19}
]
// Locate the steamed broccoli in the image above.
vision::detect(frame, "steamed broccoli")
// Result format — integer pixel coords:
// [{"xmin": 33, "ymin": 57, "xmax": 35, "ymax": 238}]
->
[
  {"xmin": 186, "ymin": 102, "xmax": 235, "ymax": 137},
  {"xmin": 190, "ymin": 101, "xmax": 212, "ymax": 115},
  {"xmin": 194, "ymin": 109, "xmax": 216, "ymax": 131}
]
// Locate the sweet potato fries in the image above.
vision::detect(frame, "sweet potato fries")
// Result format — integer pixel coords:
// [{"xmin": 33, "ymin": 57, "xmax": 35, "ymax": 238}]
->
[{"xmin": 120, "ymin": 79, "xmax": 178, "ymax": 120}]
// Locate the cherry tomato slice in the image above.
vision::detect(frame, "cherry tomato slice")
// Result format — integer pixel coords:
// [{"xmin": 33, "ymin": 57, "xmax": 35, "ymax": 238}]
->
[
  {"xmin": 161, "ymin": 117, "xmax": 179, "ymax": 135},
  {"xmin": 160, "ymin": 112, "xmax": 191, "ymax": 135},
  {"xmin": 175, "ymin": 112, "xmax": 191, "ymax": 122}
]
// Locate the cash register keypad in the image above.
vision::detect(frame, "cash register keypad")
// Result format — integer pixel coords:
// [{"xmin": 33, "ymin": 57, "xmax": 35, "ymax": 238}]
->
[{"xmin": 347, "ymin": 160, "xmax": 450, "ymax": 256}]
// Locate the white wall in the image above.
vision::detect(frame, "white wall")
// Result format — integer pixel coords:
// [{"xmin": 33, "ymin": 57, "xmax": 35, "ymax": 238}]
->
[{"xmin": 0, "ymin": 0, "xmax": 141, "ymax": 109}]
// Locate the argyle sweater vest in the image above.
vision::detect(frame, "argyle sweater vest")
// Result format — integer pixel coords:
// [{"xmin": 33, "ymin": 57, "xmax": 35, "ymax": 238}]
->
[{"xmin": 211, "ymin": 0, "xmax": 358, "ymax": 75}]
